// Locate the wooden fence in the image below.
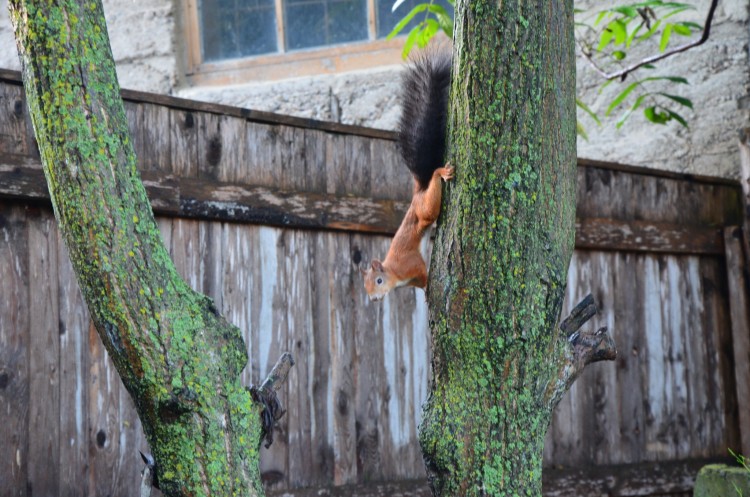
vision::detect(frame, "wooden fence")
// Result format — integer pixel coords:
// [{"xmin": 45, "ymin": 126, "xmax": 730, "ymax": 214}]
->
[{"xmin": 1, "ymin": 68, "xmax": 749, "ymax": 497}]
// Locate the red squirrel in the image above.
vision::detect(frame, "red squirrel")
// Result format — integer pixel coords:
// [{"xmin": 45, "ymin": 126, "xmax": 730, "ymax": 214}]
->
[{"xmin": 363, "ymin": 50, "xmax": 453, "ymax": 301}]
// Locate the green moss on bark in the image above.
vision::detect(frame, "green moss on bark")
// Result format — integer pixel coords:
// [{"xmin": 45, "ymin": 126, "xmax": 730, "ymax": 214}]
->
[
  {"xmin": 10, "ymin": 1, "xmax": 265, "ymax": 495},
  {"xmin": 421, "ymin": 0, "xmax": 577, "ymax": 494}
]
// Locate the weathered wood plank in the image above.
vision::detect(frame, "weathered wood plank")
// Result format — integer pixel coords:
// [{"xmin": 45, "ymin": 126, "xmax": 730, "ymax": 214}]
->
[
  {"xmin": 577, "ymin": 162, "xmax": 743, "ymax": 228},
  {"xmin": 724, "ymin": 226, "xmax": 750, "ymax": 455},
  {"xmin": 27, "ymin": 209, "xmax": 60, "ymax": 496},
  {"xmin": 328, "ymin": 232, "xmax": 357, "ymax": 485},
  {"xmin": 351, "ymin": 234, "xmax": 388, "ymax": 481},
  {"xmin": 0, "ymin": 81, "xmax": 29, "ymax": 156},
  {"xmin": 138, "ymin": 102, "xmax": 173, "ymax": 174},
  {"xmin": 310, "ymin": 231, "xmax": 336, "ymax": 485},
  {"xmin": 285, "ymin": 230, "xmax": 319, "ymax": 488},
  {"xmin": 170, "ymin": 108, "xmax": 199, "ymax": 178},
  {"xmin": 0, "ymin": 203, "xmax": 31, "ymax": 496},
  {"xmin": 575, "ymin": 218, "xmax": 724, "ymax": 255},
  {"xmin": 257, "ymin": 227, "xmax": 290, "ymax": 491},
  {"xmin": 4, "ymin": 160, "xmax": 736, "ymax": 253},
  {"xmin": 57, "ymin": 240, "xmax": 90, "ymax": 497}
]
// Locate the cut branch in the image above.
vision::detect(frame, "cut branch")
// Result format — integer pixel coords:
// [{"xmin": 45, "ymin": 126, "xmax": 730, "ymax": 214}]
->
[
  {"xmin": 559, "ymin": 293, "xmax": 597, "ymax": 336},
  {"xmin": 545, "ymin": 295, "xmax": 617, "ymax": 411},
  {"xmin": 580, "ymin": 0, "xmax": 718, "ymax": 81},
  {"xmin": 250, "ymin": 352, "xmax": 295, "ymax": 448}
]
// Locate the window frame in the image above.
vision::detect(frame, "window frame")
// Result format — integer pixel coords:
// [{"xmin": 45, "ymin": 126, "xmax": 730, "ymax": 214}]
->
[{"xmin": 182, "ymin": 0, "xmax": 411, "ymax": 85}]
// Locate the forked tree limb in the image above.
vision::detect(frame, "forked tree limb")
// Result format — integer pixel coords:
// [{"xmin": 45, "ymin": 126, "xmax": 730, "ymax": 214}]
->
[
  {"xmin": 545, "ymin": 293, "xmax": 617, "ymax": 411},
  {"xmin": 249, "ymin": 352, "xmax": 295, "ymax": 448},
  {"xmin": 579, "ymin": 0, "xmax": 718, "ymax": 81}
]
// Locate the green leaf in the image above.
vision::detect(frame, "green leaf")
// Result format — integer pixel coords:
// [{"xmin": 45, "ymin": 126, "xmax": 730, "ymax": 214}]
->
[
  {"xmin": 672, "ymin": 23, "xmax": 691, "ymax": 36},
  {"xmin": 612, "ymin": 6, "xmax": 638, "ymax": 18},
  {"xmin": 401, "ymin": 24, "xmax": 422, "ymax": 59},
  {"xmin": 659, "ymin": 23, "xmax": 673, "ymax": 51},
  {"xmin": 577, "ymin": 120, "xmax": 589, "ymax": 140},
  {"xmin": 597, "ymin": 28, "xmax": 614, "ymax": 51},
  {"xmin": 666, "ymin": 109, "xmax": 688, "ymax": 127},
  {"xmin": 606, "ymin": 81, "xmax": 641, "ymax": 116},
  {"xmin": 419, "ymin": 18, "xmax": 439, "ymax": 46},
  {"xmin": 576, "ymin": 98, "xmax": 601, "ymax": 125},
  {"xmin": 638, "ymin": 19, "xmax": 662, "ymax": 41},
  {"xmin": 386, "ymin": 3, "xmax": 428, "ymax": 40},
  {"xmin": 616, "ymin": 94, "xmax": 647, "ymax": 129},
  {"xmin": 658, "ymin": 93, "xmax": 693, "ymax": 109},
  {"xmin": 610, "ymin": 19, "xmax": 628, "ymax": 45},
  {"xmin": 594, "ymin": 10, "xmax": 609, "ymax": 27},
  {"xmin": 626, "ymin": 23, "xmax": 643, "ymax": 48},
  {"xmin": 644, "ymin": 106, "xmax": 669, "ymax": 124},
  {"xmin": 612, "ymin": 50, "xmax": 626, "ymax": 60},
  {"xmin": 643, "ymin": 75, "xmax": 688, "ymax": 84},
  {"xmin": 427, "ymin": 3, "xmax": 454, "ymax": 38}
]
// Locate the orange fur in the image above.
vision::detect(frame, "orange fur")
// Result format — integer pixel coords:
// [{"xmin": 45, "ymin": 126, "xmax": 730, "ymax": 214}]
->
[{"xmin": 364, "ymin": 165, "xmax": 453, "ymax": 301}]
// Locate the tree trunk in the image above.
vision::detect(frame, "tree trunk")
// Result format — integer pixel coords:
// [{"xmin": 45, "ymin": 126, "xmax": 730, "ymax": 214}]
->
[
  {"xmin": 9, "ymin": 2, "xmax": 270, "ymax": 496},
  {"xmin": 420, "ymin": 0, "xmax": 615, "ymax": 495}
]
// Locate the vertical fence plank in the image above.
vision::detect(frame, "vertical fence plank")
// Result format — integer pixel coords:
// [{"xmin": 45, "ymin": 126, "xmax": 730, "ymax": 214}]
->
[
  {"xmin": 0, "ymin": 83, "xmax": 28, "ymax": 155},
  {"xmin": 285, "ymin": 230, "xmax": 317, "ymax": 488},
  {"xmin": 257, "ymin": 226, "xmax": 290, "ymax": 490},
  {"xmin": 27, "ymin": 210, "xmax": 60, "ymax": 497},
  {"xmin": 57, "ymin": 240, "xmax": 90, "ymax": 497},
  {"xmin": 0, "ymin": 204, "xmax": 31, "ymax": 496},
  {"xmin": 612, "ymin": 253, "xmax": 646, "ymax": 464},
  {"xmin": 351, "ymin": 234, "xmax": 387, "ymax": 481},
  {"xmin": 724, "ymin": 227, "xmax": 750, "ymax": 455},
  {"xmin": 170, "ymin": 108, "xmax": 199, "ymax": 178},
  {"xmin": 328, "ymin": 232, "xmax": 357, "ymax": 485},
  {"xmin": 139, "ymin": 103, "xmax": 172, "ymax": 174}
]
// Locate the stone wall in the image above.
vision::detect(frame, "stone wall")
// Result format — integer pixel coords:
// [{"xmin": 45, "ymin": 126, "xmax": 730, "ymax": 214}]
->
[{"xmin": 1, "ymin": 0, "xmax": 747, "ymax": 177}]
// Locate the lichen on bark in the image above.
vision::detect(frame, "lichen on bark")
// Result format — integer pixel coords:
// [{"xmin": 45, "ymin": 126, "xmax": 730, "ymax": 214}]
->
[
  {"xmin": 10, "ymin": 1, "xmax": 266, "ymax": 495},
  {"xmin": 419, "ymin": 0, "xmax": 590, "ymax": 495}
]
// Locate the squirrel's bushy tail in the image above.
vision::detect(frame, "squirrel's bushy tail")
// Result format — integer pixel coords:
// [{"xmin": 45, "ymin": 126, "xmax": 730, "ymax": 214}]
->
[{"xmin": 398, "ymin": 49, "xmax": 452, "ymax": 190}]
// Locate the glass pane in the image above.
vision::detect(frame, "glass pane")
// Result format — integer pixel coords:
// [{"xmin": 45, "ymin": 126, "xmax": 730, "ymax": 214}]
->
[
  {"xmin": 200, "ymin": 0, "xmax": 278, "ymax": 61},
  {"xmin": 376, "ymin": 0, "xmax": 454, "ymax": 38},
  {"xmin": 285, "ymin": 0, "xmax": 368, "ymax": 51}
]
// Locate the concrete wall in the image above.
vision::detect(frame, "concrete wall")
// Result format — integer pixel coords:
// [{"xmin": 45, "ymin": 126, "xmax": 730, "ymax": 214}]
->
[{"xmin": 1, "ymin": 0, "xmax": 747, "ymax": 177}]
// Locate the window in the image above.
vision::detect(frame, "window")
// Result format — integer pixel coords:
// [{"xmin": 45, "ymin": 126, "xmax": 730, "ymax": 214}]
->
[{"xmin": 183, "ymin": 0, "xmax": 453, "ymax": 84}]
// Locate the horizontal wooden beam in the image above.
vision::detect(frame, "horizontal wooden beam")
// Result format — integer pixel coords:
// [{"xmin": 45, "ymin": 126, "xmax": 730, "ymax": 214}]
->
[
  {"xmin": 0, "ymin": 154, "xmax": 406, "ymax": 236},
  {"xmin": 575, "ymin": 217, "xmax": 725, "ymax": 255},
  {"xmin": 265, "ymin": 458, "xmax": 729, "ymax": 497},
  {"xmin": 0, "ymin": 155, "xmax": 729, "ymax": 253}
]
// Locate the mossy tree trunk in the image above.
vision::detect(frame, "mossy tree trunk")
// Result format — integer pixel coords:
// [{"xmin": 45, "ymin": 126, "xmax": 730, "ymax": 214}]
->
[
  {"xmin": 10, "ymin": 1, "xmax": 272, "ymax": 496},
  {"xmin": 420, "ymin": 0, "xmax": 615, "ymax": 495}
]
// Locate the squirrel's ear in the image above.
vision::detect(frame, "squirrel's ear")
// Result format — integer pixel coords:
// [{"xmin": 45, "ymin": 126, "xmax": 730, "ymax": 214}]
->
[{"xmin": 371, "ymin": 260, "xmax": 384, "ymax": 272}]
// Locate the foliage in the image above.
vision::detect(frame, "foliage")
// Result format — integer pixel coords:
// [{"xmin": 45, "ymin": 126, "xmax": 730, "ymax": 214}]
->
[
  {"xmin": 576, "ymin": 1, "xmax": 699, "ymax": 129},
  {"xmin": 730, "ymin": 448, "xmax": 750, "ymax": 496},
  {"xmin": 388, "ymin": 0, "xmax": 704, "ymax": 132}
]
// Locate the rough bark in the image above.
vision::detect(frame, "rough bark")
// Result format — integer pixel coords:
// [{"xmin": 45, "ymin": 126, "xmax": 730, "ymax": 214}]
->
[
  {"xmin": 420, "ymin": 0, "xmax": 615, "ymax": 495},
  {"xmin": 10, "ymin": 2, "xmax": 267, "ymax": 496}
]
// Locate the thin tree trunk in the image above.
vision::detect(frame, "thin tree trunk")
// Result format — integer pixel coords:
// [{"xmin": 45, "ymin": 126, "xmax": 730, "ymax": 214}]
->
[
  {"xmin": 420, "ymin": 0, "xmax": 615, "ymax": 495},
  {"xmin": 10, "ymin": 2, "xmax": 268, "ymax": 495}
]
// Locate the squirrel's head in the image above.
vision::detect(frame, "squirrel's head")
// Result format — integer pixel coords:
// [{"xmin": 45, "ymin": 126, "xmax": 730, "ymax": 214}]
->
[{"xmin": 362, "ymin": 259, "xmax": 393, "ymax": 302}]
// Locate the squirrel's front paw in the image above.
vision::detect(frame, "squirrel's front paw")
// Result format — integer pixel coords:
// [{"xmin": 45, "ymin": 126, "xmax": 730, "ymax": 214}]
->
[{"xmin": 439, "ymin": 164, "xmax": 455, "ymax": 181}]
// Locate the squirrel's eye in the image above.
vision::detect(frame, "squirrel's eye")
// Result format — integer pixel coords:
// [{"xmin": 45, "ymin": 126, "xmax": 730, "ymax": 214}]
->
[{"xmin": 376, "ymin": 277, "xmax": 383, "ymax": 285}]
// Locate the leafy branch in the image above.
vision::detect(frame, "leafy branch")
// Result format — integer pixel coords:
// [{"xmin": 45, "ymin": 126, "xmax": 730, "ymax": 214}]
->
[
  {"xmin": 387, "ymin": 0, "xmax": 716, "ymax": 132},
  {"xmin": 577, "ymin": 0, "xmax": 718, "ymax": 81}
]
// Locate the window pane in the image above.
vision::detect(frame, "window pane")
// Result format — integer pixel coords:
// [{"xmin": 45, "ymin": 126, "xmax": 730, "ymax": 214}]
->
[
  {"xmin": 376, "ymin": 0, "xmax": 454, "ymax": 38},
  {"xmin": 285, "ymin": 0, "xmax": 368, "ymax": 51},
  {"xmin": 200, "ymin": 0, "xmax": 278, "ymax": 61}
]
